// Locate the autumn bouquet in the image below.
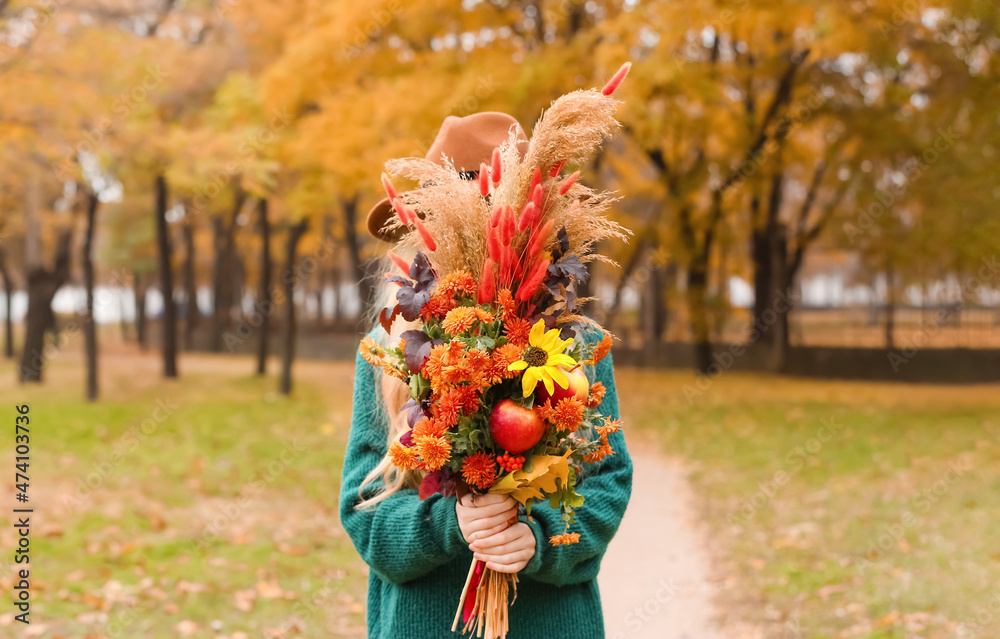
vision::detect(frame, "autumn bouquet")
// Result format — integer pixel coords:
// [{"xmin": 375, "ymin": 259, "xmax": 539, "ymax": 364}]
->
[{"xmin": 358, "ymin": 63, "xmax": 632, "ymax": 639}]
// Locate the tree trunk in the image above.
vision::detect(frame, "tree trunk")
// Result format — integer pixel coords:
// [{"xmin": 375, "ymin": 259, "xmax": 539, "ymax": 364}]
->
[
  {"xmin": 82, "ymin": 191, "xmax": 99, "ymax": 400},
  {"xmin": 341, "ymin": 195, "xmax": 372, "ymax": 322},
  {"xmin": 885, "ymin": 266, "xmax": 895, "ymax": 349},
  {"xmin": 769, "ymin": 223, "xmax": 790, "ymax": 373},
  {"xmin": 687, "ymin": 261, "xmax": 712, "ymax": 374},
  {"xmin": 182, "ymin": 221, "xmax": 197, "ymax": 350},
  {"xmin": 0, "ymin": 246, "xmax": 13, "ymax": 359},
  {"xmin": 210, "ymin": 217, "xmax": 231, "ymax": 352},
  {"xmin": 154, "ymin": 174, "xmax": 177, "ymax": 378},
  {"xmin": 19, "ymin": 231, "xmax": 72, "ymax": 383},
  {"xmin": 134, "ymin": 272, "xmax": 148, "ymax": 350},
  {"xmin": 280, "ymin": 219, "xmax": 308, "ymax": 395},
  {"xmin": 256, "ymin": 198, "xmax": 271, "ymax": 376}
]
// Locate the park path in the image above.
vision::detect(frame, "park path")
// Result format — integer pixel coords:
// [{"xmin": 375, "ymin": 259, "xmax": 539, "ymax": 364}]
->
[{"xmin": 598, "ymin": 438, "xmax": 724, "ymax": 639}]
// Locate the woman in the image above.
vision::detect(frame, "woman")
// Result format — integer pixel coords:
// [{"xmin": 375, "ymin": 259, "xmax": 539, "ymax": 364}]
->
[{"xmin": 339, "ymin": 101, "xmax": 633, "ymax": 638}]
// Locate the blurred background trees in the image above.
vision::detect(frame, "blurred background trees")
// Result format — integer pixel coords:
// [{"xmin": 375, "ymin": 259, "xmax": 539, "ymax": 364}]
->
[{"xmin": 1, "ymin": 0, "xmax": 997, "ymax": 395}]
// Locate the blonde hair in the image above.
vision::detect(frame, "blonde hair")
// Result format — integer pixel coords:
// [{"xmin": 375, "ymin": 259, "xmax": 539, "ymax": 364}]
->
[{"xmin": 355, "ymin": 249, "xmax": 427, "ymax": 509}]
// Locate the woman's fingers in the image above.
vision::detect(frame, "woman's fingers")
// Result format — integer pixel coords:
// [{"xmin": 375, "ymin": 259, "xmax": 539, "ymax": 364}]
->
[
  {"xmin": 470, "ymin": 522, "xmax": 530, "ymax": 552},
  {"xmin": 469, "ymin": 509, "xmax": 518, "ymax": 541},
  {"xmin": 475, "ymin": 548, "xmax": 534, "ymax": 573},
  {"xmin": 460, "ymin": 496, "xmax": 516, "ymax": 518},
  {"xmin": 462, "ymin": 493, "xmax": 511, "ymax": 509}
]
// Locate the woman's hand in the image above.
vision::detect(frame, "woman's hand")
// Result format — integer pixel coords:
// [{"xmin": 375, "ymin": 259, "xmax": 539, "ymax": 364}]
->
[
  {"xmin": 455, "ymin": 493, "xmax": 518, "ymax": 546},
  {"xmin": 469, "ymin": 522, "xmax": 536, "ymax": 573}
]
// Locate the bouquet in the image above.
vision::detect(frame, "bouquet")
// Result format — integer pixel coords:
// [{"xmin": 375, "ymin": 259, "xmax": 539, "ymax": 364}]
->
[{"xmin": 358, "ymin": 62, "xmax": 633, "ymax": 639}]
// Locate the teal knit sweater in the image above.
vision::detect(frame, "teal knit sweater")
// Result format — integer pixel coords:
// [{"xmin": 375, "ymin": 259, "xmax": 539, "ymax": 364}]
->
[{"xmin": 338, "ymin": 328, "xmax": 633, "ymax": 639}]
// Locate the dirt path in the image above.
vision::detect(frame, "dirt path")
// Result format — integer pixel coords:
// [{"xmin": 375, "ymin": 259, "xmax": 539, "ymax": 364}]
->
[{"xmin": 598, "ymin": 440, "xmax": 723, "ymax": 639}]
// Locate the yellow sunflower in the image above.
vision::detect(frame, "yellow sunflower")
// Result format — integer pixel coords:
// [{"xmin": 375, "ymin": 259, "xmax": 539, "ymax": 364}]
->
[{"xmin": 507, "ymin": 319, "xmax": 577, "ymax": 397}]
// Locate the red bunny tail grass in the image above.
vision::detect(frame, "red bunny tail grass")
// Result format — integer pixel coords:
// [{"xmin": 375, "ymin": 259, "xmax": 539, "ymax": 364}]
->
[
  {"xmin": 478, "ymin": 258, "xmax": 496, "ymax": 304},
  {"xmin": 501, "ymin": 205, "xmax": 516, "ymax": 246},
  {"xmin": 491, "ymin": 147, "xmax": 502, "ymax": 186},
  {"xmin": 549, "ymin": 160, "xmax": 566, "ymax": 177},
  {"xmin": 387, "ymin": 251, "xmax": 410, "ymax": 274},
  {"xmin": 413, "ymin": 217, "xmax": 437, "ymax": 251},
  {"xmin": 558, "ymin": 171, "xmax": 580, "ymax": 195},
  {"xmin": 487, "ymin": 224, "xmax": 501, "ymax": 262},
  {"xmin": 478, "ymin": 162, "xmax": 490, "ymax": 197},
  {"xmin": 515, "ymin": 258, "xmax": 551, "ymax": 302},
  {"xmin": 526, "ymin": 219, "xmax": 555, "ymax": 264},
  {"xmin": 381, "ymin": 173, "xmax": 399, "ymax": 201},
  {"xmin": 531, "ymin": 182, "xmax": 544, "ymax": 211},
  {"xmin": 517, "ymin": 202, "xmax": 536, "ymax": 232},
  {"xmin": 529, "ymin": 166, "xmax": 542, "ymax": 195},
  {"xmin": 601, "ymin": 61, "xmax": 631, "ymax": 96}
]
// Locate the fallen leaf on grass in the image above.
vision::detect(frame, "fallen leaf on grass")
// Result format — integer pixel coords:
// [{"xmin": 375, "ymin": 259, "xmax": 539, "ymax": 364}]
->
[
  {"xmin": 874, "ymin": 610, "xmax": 899, "ymax": 628},
  {"xmin": 175, "ymin": 619, "xmax": 198, "ymax": 635},
  {"xmin": 257, "ymin": 580, "xmax": 284, "ymax": 599},
  {"xmin": 234, "ymin": 589, "xmax": 256, "ymax": 611}
]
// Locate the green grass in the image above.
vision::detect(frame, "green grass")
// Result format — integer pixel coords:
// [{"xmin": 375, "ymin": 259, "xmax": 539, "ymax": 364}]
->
[
  {"xmin": 0, "ymin": 348, "xmax": 368, "ymax": 638},
  {"xmin": 618, "ymin": 370, "xmax": 1000, "ymax": 638}
]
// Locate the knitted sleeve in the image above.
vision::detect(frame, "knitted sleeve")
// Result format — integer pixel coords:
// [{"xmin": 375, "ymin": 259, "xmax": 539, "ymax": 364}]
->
[
  {"xmin": 338, "ymin": 347, "xmax": 467, "ymax": 586},
  {"xmin": 520, "ymin": 343, "xmax": 633, "ymax": 587}
]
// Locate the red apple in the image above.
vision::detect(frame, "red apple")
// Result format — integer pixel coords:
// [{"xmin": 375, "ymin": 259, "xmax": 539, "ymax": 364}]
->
[
  {"xmin": 536, "ymin": 367, "xmax": 589, "ymax": 406},
  {"xmin": 489, "ymin": 399, "xmax": 546, "ymax": 453}
]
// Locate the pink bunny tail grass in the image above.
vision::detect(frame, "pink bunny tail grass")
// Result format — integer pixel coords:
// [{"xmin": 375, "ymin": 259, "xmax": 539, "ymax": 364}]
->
[
  {"xmin": 381, "ymin": 173, "xmax": 399, "ymax": 201},
  {"xmin": 391, "ymin": 197, "xmax": 412, "ymax": 225},
  {"xmin": 387, "ymin": 251, "xmax": 410, "ymax": 275},
  {"xmin": 517, "ymin": 202, "xmax": 536, "ymax": 232},
  {"xmin": 413, "ymin": 217, "xmax": 437, "ymax": 251},
  {"xmin": 549, "ymin": 160, "xmax": 566, "ymax": 177},
  {"xmin": 558, "ymin": 171, "xmax": 580, "ymax": 195},
  {"xmin": 478, "ymin": 162, "xmax": 490, "ymax": 197},
  {"xmin": 491, "ymin": 147, "xmax": 502, "ymax": 186},
  {"xmin": 529, "ymin": 166, "xmax": 542, "ymax": 195},
  {"xmin": 601, "ymin": 61, "xmax": 631, "ymax": 96}
]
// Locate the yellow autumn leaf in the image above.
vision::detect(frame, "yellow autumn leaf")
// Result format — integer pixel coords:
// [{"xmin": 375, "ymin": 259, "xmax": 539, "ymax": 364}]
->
[{"xmin": 488, "ymin": 449, "xmax": 573, "ymax": 506}]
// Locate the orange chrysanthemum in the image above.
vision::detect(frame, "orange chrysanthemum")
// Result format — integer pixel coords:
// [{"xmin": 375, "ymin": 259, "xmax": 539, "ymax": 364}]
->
[
  {"xmin": 432, "ymin": 386, "xmax": 480, "ymax": 428},
  {"xmin": 420, "ymin": 291, "xmax": 456, "ymax": 321},
  {"xmin": 442, "ymin": 307, "xmax": 479, "ymax": 335},
  {"xmin": 490, "ymin": 343, "xmax": 523, "ymax": 382},
  {"xmin": 586, "ymin": 381, "xmax": 606, "ymax": 408},
  {"xmin": 494, "ymin": 288, "xmax": 516, "ymax": 322},
  {"xmin": 422, "ymin": 341, "xmax": 467, "ymax": 392},
  {"xmin": 596, "ymin": 417, "xmax": 622, "ymax": 437},
  {"xmin": 462, "ymin": 452, "xmax": 498, "ymax": 490},
  {"xmin": 413, "ymin": 417, "xmax": 449, "ymax": 439},
  {"xmin": 415, "ymin": 435, "xmax": 452, "ymax": 471},
  {"xmin": 503, "ymin": 316, "xmax": 532, "ymax": 347},
  {"xmin": 534, "ymin": 399, "xmax": 557, "ymax": 424},
  {"xmin": 584, "ymin": 332, "xmax": 613, "ymax": 365},
  {"xmin": 380, "ymin": 362, "xmax": 408, "ymax": 380},
  {"xmin": 388, "ymin": 441, "xmax": 419, "ymax": 471},
  {"xmin": 552, "ymin": 397, "xmax": 585, "ymax": 432},
  {"xmin": 584, "ymin": 434, "xmax": 614, "ymax": 464},
  {"xmin": 437, "ymin": 271, "xmax": 477, "ymax": 298},
  {"xmin": 549, "ymin": 533, "xmax": 581, "ymax": 546},
  {"xmin": 359, "ymin": 337, "xmax": 385, "ymax": 366}
]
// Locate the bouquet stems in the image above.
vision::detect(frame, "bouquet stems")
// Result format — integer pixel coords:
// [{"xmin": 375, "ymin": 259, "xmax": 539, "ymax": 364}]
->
[{"xmin": 452, "ymin": 559, "xmax": 518, "ymax": 639}]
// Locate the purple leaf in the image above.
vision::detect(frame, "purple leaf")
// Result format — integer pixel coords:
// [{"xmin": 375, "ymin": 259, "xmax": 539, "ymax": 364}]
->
[{"xmin": 401, "ymin": 330, "xmax": 433, "ymax": 373}]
